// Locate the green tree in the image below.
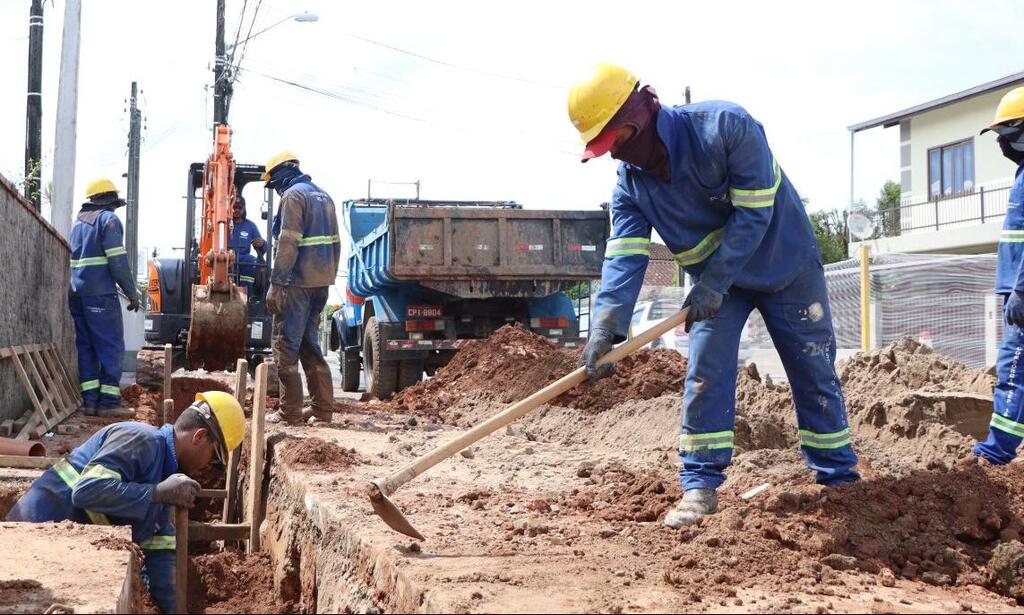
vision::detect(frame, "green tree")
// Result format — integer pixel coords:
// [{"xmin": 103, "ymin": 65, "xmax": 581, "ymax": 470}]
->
[
  {"xmin": 810, "ymin": 209, "xmax": 849, "ymax": 264},
  {"xmin": 876, "ymin": 180, "xmax": 901, "ymax": 237}
]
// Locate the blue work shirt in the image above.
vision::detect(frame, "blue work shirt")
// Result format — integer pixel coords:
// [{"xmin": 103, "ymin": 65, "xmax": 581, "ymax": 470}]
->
[
  {"xmin": 996, "ymin": 162, "xmax": 1024, "ymax": 294},
  {"xmin": 229, "ymin": 217, "xmax": 266, "ymax": 264},
  {"xmin": 6, "ymin": 422, "xmax": 179, "ymax": 613},
  {"xmin": 271, "ymin": 177, "xmax": 341, "ymax": 288},
  {"xmin": 69, "ymin": 207, "xmax": 139, "ymax": 299},
  {"xmin": 592, "ymin": 101, "xmax": 821, "ymax": 338}
]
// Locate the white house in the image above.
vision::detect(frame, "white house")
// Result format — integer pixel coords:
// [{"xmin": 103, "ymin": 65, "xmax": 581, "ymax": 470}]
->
[{"xmin": 848, "ymin": 70, "xmax": 1024, "ymax": 255}]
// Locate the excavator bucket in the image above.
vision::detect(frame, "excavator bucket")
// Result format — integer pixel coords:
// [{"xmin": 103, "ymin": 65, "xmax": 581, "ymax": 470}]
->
[{"xmin": 186, "ymin": 283, "xmax": 248, "ymax": 371}]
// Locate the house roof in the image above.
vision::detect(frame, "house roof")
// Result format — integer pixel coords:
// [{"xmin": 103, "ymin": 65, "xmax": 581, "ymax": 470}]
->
[
  {"xmin": 650, "ymin": 242, "xmax": 675, "ymax": 261},
  {"xmin": 847, "ymin": 69, "xmax": 1024, "ymax": 133}
]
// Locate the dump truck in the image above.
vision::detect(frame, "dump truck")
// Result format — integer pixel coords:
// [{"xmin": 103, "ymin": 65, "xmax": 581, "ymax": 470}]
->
[{"xmin": 330, "ymin": 199, "xmax": 608, "ymax": 398}]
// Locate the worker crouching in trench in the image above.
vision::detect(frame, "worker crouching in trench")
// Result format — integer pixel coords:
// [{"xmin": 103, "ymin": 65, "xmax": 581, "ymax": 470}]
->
[{"xmin": 5, "ymin": 392, "xmax": 245, "ymax": 614}]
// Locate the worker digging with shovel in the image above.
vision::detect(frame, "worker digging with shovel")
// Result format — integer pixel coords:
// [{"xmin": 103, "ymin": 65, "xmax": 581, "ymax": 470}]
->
[{"xmin": 569, "ymin": 64, "xmax": 860, "ymax": 527}]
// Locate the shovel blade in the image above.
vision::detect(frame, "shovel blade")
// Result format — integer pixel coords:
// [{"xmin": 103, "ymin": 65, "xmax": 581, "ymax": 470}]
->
[{"xmin": 366, "ymin": 479, "xmax": 424, "ymax": 541}]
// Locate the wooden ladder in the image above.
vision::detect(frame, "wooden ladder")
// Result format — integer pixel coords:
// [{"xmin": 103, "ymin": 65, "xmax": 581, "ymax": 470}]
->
[{"xmin": 0, "ymin": 344, "xmax": 82, "ymax": 439}]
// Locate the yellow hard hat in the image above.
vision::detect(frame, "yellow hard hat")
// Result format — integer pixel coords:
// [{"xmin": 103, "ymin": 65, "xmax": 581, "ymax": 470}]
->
[
  {"xmin": 262, "ymin": 151, "xmax": 300, "ymax": 181},
  {"xmin": 983, "ymin": 87, "xmax": 1024, "ymax": 133},
  {"xmin": 567, "ymin": 63, "xmax": 639, "ymax": 144},
  {"xmin": 85, "ymin": 177, "xmax": 119, "ymax": 199},
  {"xmin": 195, "ymin": 391, "xmax": 245, "ymax": 453}
]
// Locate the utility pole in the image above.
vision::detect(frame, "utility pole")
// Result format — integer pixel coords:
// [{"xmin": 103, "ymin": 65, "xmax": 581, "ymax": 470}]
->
[
  {"xmin": 24, "ymin": 0, "xmax": 43, "ymax": 211},
  {"xmin": 125, "ymin": 81, "xmax": 142, "ymax": 280},
  {"xmin": 213, "ymin": 0, "xmax": 232, "ymax": 125},
  {"xmin": 684, "ymin": 86, "xmax": 691, "ymax": 104},
  {"xmin": 52, "ymin": 0, "xmax": 82, "ymax": 238}
]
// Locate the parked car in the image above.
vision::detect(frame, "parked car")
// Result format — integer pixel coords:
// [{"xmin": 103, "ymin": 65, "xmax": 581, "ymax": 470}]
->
[{"xmin": 628, "ymin": 298, "xmax": 753, "ymax": 366}]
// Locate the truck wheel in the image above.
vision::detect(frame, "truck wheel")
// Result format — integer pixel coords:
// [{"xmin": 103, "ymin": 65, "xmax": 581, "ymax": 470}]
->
[
  {"xmin": 397, "ymin": 359, "xmax": 424, "ymax": 392},
  {"xmin": 340, "ymin": 349, "xmax": 361, "ymax": 392},
  {"xmin": 363, "ymin": 317, "xmax": 398, "ymax": 399}
]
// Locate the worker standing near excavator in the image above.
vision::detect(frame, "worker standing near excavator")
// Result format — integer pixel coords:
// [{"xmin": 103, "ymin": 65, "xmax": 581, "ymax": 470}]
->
[
  {"xmin": 6, "ymin": 392, "xmax": 245, "ymax": 614},
  {"xmin": 228, "ymin": 194, "xmax": 267, "ymax": 297},
  {"xmin": 974, "ymin": 88, "xmax": 1024, "ymax": 465},
  {"xmin": 261, "ymin": 152, "xmax": 341, "ymax": 426},
  {"xmin": 569, "ymin": 64, "xmax": 859, "ymax": 528},
  {"xmin": 68, "ymin": 179, "xmax": 142, "ymax": 415}
]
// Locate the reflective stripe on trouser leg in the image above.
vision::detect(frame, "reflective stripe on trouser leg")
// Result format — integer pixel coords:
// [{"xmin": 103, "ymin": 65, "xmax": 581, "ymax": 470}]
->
[
  {"xmin": 755, "ymin": 265, "xmax": 859, "ymax": 486},
  {"xmin": 70, "ymin": 295, "xmax": 101, "ymax": 407},
  {"xmin": 678, "ymin": 290, "xmax": 753, "ymax": 491},
  {"xmin": 974, "ymin": 322, "xmax": 1024, "ymax": 464}
]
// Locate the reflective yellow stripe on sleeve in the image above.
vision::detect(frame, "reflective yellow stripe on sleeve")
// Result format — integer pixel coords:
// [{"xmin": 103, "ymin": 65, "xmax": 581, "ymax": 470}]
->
[
  {"xmin": 605, "ymin": 237, "xmax": 651, "ymax": 258},
  {"xmin": 139, "ymin": 535, "xmax": 177, "ymax": 550},
  {"xmin": 1000, "ymin": 230, "xmax": 1024, "ymax": 244},
  {"xmin": 70, "ymin": 256, "xmax": 110, "ymax": 268},
  {"xmin": 296, "ymin": 234, "xmax": 340, "ymax": 247},
  {"xmin": 730, "ymin": 158, "xmax": 781, "ymax": 208},
  {"xmin": 104, "ymin": 246, "xmax": 127, "ymax": 257}
]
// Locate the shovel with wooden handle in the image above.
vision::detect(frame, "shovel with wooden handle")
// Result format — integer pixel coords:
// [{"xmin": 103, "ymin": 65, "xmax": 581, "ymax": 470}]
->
[{"xmin": 367, "ymin": 308, "xmax": 690, "ymax": 540}]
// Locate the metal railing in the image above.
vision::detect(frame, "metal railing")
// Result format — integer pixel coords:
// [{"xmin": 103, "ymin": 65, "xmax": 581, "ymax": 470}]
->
[{"xmin": 870, "ymin": 181, "xmax": 1013, "ymax": 238}]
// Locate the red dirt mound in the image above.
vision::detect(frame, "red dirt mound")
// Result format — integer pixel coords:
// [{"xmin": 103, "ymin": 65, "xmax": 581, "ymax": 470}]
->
[
  {"xmin": 278, "ymin": 436, "xmax": 361, "ymax": 471},
  {"xmin": 188, "ymin": 550, "xmax": 297, "ymax": 614}
]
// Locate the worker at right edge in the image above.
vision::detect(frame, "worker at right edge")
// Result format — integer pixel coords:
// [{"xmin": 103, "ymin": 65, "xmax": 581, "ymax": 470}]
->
[
  {"xmin": 262, "ymin": 152, "xmax": 341, "ymax": 426},
  {"xmin": 975, "ymin": 87, "xmax": 1024, "ymax": 464},
  {"xmin": 569, "ymin": 64, "xmax": 860, "ymax": 528}
]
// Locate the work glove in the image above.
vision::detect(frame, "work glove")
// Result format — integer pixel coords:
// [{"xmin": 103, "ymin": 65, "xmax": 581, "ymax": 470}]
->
[
  {"xmin": 683, "ymin": 283, "xmax": 724, "ymax": 333},
  {"xmin": 579, "ymin": 327, "xmax": 616, "ymax": 383},
  {"xmin": 152, "ymin": 473, "xmax": 201, "ymax": 509},
  {"xmin": 126, "ymin": 296, "xmax": 141, "ymax": 312},
  {"xmin": 1006, "ymin": 291, "xmax": 1024, "ymax": 328},
  {"xmin": 267, "ymin": 284, "xmax": 286, "ymax": 316}
]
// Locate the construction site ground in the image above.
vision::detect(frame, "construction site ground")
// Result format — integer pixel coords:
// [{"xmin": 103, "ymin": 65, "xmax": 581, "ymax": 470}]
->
[{"xmin": 4, "ymin": 326, "xmax": 1024, "ymax": 613}]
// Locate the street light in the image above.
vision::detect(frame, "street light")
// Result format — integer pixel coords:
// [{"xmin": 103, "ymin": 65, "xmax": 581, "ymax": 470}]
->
[{"xmin": 226, "ymin": 12, "xmax": 319, "ymax": 53}]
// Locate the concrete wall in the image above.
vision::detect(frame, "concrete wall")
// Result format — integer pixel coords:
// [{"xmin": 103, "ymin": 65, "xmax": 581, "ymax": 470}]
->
[
  {"xmin": 0, "ymin": 173, "xmax": 77, "ymax": 422},
  {"xmin": 908, "ymin": 89, "xmax": 1018, "ymax": 202}
]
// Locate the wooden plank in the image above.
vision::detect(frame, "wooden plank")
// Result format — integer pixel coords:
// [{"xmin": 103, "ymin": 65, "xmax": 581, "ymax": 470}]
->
[
  {"xmin": 187, "ymin": 522, "xmax": 250, "ymax": 542},
  {"xmin": 0, "ymin": 454, "xmax": 58, "ymax": 469},
  {"xmin": 163, "ymin": 399, "xmax": 173, "ymax": 425},
  {"xmin": 175, "ymin": 506, "xmax": 189, "ymax": 614},
  {"xmin": 29, "ymin": 346, "xmax": 71, "ymax": 415},
  {"xmin": 247, "ymin": 361, "xmax": 268, "ymax": 553},
  {"xmin": 19, "ymin": 348, "xmax": 60, "ymax": 427},
  {"xmin": 50, "ymin": 346, "xmax": 82, "ymax": 405},
  {"xmin": 163, "ymin": 343, "xmax": 173, "ymax": 397},
  {"xmin": 0, "ymin": 421, "xmax": 12, "ymax": 438},
  {"xmin": 224, "ymin": 359, "xmax": 247, "ymax": 525},
  {"xmin": 14, "ymin": 414, "xmax": 40, "ymax": 441},
  {"xmin": 8, "ymin": 348, "xmax": 49, "ymax": 431},
  {"xmin": 38, "ymin": 345, "xmax": 75, "ymax": 412},
  {"xmin": 199, "ymin": 488, "xmax": 227, "ymax": 499}
]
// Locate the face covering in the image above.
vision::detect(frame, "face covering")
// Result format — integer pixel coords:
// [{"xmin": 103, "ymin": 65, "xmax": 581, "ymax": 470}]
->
[
  {"xmin": 266, "ymin": 163, "xmax": 303, "ymax": 195},
  {"xmin": 994, "ymin": 121, "xmax": 1024, "ymax": 164},
  {"xmin": 607, "ymin": 86, "xmax": 670, "ymax": 181}
]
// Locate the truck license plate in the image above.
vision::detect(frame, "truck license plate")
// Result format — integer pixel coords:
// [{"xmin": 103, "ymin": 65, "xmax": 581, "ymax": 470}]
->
[{"xmin": 407, "ymin": 305, "xmax": 442, "ymax": 318}]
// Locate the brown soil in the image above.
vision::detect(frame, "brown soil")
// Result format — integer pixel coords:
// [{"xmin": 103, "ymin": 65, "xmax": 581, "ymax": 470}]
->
[
  {"xmin": 278, "ymin": 436, "xmax": 361, "ymax": 471},
  {"xmin": 188, "ymin": 550, "xmax": 299, "ymax": 614},
  {"xmin": 0, "ymin": 484, "xmax": 27, "ymax": 519},
  {"xmin": 121, "ymin": 384, "xmax": 165, "ymax": 426},
  {"xmin": 383, "ymin": 323, "xmax": 687, "ymax": 419}
]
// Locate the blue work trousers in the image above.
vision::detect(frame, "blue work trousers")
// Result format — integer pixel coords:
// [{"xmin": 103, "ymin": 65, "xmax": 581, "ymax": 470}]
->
[
  {"xmin": 974, "ymin": 309, "xmax": 1024, "ymax": 464},
  {"xmin": 69, "ymin": 293, "xmax": 124, "ymax": 409},
  {"xmin": 272, "ymin": 286, "xmax": 334, "ymax": 419},
  {"xmin": 679, "ymin": 264, "xmax": 859, "ymax": 490}
]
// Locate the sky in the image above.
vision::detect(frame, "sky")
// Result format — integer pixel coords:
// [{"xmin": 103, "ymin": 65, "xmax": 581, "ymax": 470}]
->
[{"xmin": 2, "ymin": 0, "xmax": 1024, "ymax": 291}]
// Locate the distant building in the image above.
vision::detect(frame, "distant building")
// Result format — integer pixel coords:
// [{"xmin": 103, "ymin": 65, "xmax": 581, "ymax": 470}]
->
[
  {"xmin": 643, "ymin": 243, "xmax": 681, "ymax": 286},
  {"xmin": 848, "ymin": 70, "xmax": 1024, "ymax": 255}
]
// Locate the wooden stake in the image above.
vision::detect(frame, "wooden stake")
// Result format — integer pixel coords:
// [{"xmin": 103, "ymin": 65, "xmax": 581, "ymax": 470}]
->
[
  {"xmin": 246, "ymin": 361, "xmax": 268, "ymax": 553},
  {"xmin": 175, "ymin": 506, "xmax": 189, "ymax": 614},
  {"xmin": 223, "ymin": 359, "xmax": 247, "ymax": 526},
  {"xmin": 163, "ymin": 399, "xmax": 174, "ymax": 425},
  {"xmin": 163, "ymin": 343, "xmax": 173, "ymax": 399}
]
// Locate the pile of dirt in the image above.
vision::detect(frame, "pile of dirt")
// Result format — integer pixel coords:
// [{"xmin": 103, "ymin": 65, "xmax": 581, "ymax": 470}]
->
[
  {"xmin": 188, "ymin": 550, "xmax": 298, "ymax": 614},
  {"xmin": 569, "ymin": 462, "xmax": 1024, "ymax": 601},
  {"xmin": 278, "ymin": 436, "xmax": 361, "ymax": 471},
  {"xmin": 384, "ymin": 324, "xmax": 686, "ymax": 420},
  {"xmin": 121, "ymin": 384, "xmax": 165, "ymax": 426},
  {"xmin": 0, "ymin": 484, "xmax": 28, "ymax": 519}
]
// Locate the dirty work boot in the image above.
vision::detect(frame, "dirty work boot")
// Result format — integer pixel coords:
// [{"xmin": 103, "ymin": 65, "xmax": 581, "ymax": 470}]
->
[
  {"xmin": 301, "ymin": 407, "xmax": 331, "ymax": 425},
  {"xmin": 80, "ymin": 405, "xmax": 98, "ymax": 417},
  {"xmin": 266, "ymin": 409, "xmax": 304, "ymax": 426},
  {"xmin": 664, "ymin": 488, "xmax": 719, "ymax": 529}
]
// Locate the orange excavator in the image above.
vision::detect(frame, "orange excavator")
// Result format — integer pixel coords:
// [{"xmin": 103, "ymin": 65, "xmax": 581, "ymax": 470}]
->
[{"xmin": 184, "ymin": 124, "xmax": 249, "ymax": 370}]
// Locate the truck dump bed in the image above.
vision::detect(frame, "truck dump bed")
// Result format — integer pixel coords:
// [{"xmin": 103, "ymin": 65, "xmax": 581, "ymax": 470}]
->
[{"xmin": 346, "ymin": 199, "xmax": 608, "ymax": 298}]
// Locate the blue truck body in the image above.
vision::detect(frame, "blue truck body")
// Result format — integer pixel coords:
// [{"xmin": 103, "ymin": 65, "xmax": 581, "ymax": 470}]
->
[{"xmin": 330, "ymin": 199, "xmax": 608, "ymax": 397}]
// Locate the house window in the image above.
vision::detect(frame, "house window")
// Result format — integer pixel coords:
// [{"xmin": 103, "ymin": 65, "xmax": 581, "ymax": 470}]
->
[{"xmin": 928, "ymin": 139, "xmax": 974, "ymax": 199}]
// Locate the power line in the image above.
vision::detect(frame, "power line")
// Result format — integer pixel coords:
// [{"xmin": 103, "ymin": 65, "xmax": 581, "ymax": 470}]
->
[{"xmin": 340, "ymin": 32, "xmax": 566, "ymax": 90}]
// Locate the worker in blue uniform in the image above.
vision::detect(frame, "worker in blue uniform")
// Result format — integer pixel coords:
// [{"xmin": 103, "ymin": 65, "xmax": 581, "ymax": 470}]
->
[
  {"xmin": 228, "ymin": 194, "xmax": 267, "ymax": 298},
  {"xmin": 569, "ymin": 64, "xmax": 859, "ymax": 527},
  {"xmin": 262, "ymin": 152, "xmax": 341, "ymax": 426},
  {"xmin": 975, "ymin": 87, "xmax": 1024, "ymax": 465},
  {"xmin": 69, "ymin": 179, "xmax": 142, "ymax": 415},
  {"xmin": 6, "ymin": 391, "xmax": 246, "ymax": 614}
]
